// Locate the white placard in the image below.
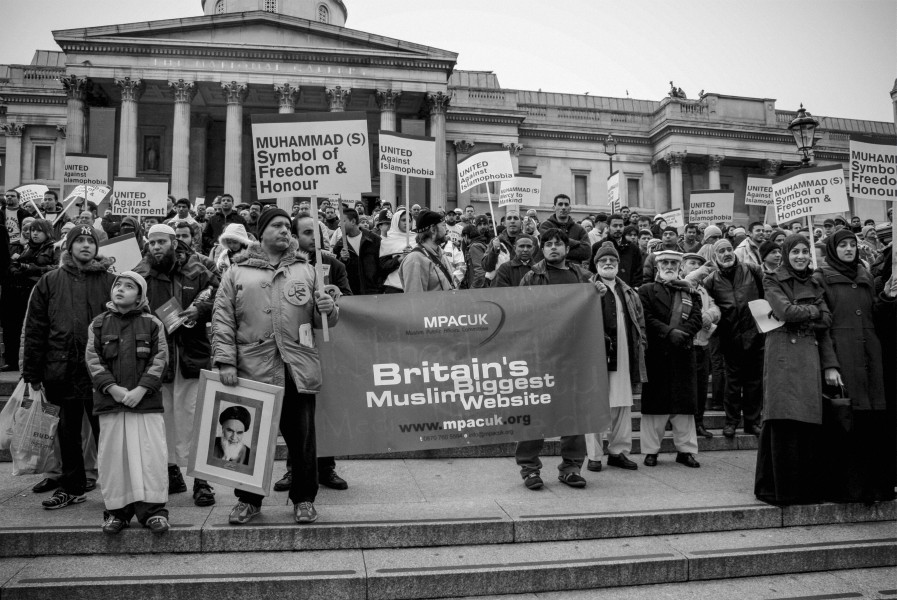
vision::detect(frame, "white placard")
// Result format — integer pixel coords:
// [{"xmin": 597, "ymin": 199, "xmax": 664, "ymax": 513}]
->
[
  {"xmin": 251, "ymin": 112, "xmax": 372, "ymax": 198},
  {"xmin": 660, "ymin": 208, "xmax": 684, "ymax": 228},
  {"xmin": 749, "ymin": 299, "xmax": 785, "ymax": 333},
  {"xmin": 457, "ymin": 150, "xmax": 514, "ymax": 194},
  {"xmin": 64, "ymin": 154, "xmax": 108, "ymax": 187},
  {"xmin": 378, "ymin": 131, "xmax": 436, "ymax": 179},
  {"xmin": 98, "ymin": 233, "xmax": 143, "ymax": 273},
  {"xmin": 745, "ymin": 175, "xmax": 774, "ymax": 206},
  {"xmin": 13, "ymin": 184, "xmax": 49, "ymax": 210},
  {"xmin": 848, "ymin": 135, "xmax": 897, "ymax": 201},
  {"xmin": 607, "ymin": 171, "xmax": 621, "ymax": 213},
  {"xmin": 111, "ymin": 178, "xmax": 169, "ymax": 217},
  {"xmin": 499, "ymin": 175, "xmax": 542, "ymax": 208},
  {"xmin": 686, "ymin": 190, "xmax": 735, "ymax": 224},
  {"xmin": 772, "ymin": 164, "xmax": 850, "ymax": 224}
]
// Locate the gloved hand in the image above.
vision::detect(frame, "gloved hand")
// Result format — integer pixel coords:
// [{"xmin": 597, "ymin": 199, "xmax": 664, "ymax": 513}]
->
[{"xmin": 668, "ymin": 329, "xmax": 690, "ymax": 347}]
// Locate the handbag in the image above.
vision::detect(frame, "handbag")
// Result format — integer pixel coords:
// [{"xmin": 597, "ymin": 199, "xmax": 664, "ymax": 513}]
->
[
  {"xmin": 10, "ymin": 388, "xmax": 60, "ymax": 476},
  {"xmin": 0, "ymin": 379, "xmax": 27, "ymax": 450},
  {"xmin": 822, "ymin": 383, "xmax": 852, "ymax": 433}
]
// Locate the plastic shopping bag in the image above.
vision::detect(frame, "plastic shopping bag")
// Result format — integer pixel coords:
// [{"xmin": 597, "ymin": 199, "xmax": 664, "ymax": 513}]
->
[
  {"xmin": 0, "ymin": 379, "xmax": 27, "ymax": 450},
  {"xmin": 10, "ymin": 388, "xmax": 59, "ymax": 475}
]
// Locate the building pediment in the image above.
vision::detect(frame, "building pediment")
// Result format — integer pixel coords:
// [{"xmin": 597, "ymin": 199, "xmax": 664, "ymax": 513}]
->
[{"xmin": 53, "ymin": 11, "xmax": 457, "ymax": 71}]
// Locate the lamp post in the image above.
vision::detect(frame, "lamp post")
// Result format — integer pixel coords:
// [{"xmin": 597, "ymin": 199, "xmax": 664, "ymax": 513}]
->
[
  {"xmin": 787, "ymin": 104, "xmax": 819, "ymax": 168},
  {"xmin": 603, "ymin": 134, "xmax": 617, "ymax": 175}
]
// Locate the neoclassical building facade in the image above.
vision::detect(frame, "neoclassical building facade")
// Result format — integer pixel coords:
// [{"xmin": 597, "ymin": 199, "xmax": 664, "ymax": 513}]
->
[{"xmin": 1, "ymin": 0, "xmax": 894, "ymax": 222}]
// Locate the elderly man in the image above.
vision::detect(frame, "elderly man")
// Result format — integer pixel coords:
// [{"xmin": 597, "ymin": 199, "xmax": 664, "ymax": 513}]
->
[
  {"xmin": 213, "ymin": 208, "xmax": 338, "ymax": 525},
  {"xmin": 638, "ymin": 249, "xmax": 703, "ymax": 468},
  {"xmin": 213, "ymin": 406, "xmax": 252, "ymax": 466}
]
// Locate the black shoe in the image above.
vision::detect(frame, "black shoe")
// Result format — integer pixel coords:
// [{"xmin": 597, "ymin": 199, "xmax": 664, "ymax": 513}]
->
[
  {"xmin": 193, "ymin": 480, "xmax": 216, "ymax": 507},
  {"xmin": 696, "ymin": 425, "xmax": 714, "ymax": 439},
  {"xmin": 723, "ymin": 425, "xmax": 736, "ymax": 439},
  {"xmin": 0, "ymin": 364, "xmax": 18, "ymax": 372},
  {"xmin": 607, "ymin": 453, "xmax": 638, "ymax": 470},
  {"xmin": 676, "ymin": 452, "xmax": 701, "ymax": 468},
  {"xmin": 273, "ymin": 471, "xmax": 292, "ymax": 492},
  {"xmin": 319, "ymin": 471, "xmax": 348, "ymax": 490},
  {"xmin": 102, "ymin": 513, "xmax": 129, "ymax": 535},
  {"xmin": 524, "ymin": 472, "xmax": 543, "ymax": 490},
  {"xmin": 85, "ymin": 478, "xmax": 97, "ymax": 492},
  {"xmin": 32, "ymin": 478, "xmax": 59, "ymax": 494},
  {"xmin": 558, "ymin": 472, "xmax": 587, "ymax": 488},
  {"xmin": 643, "ymin": 454, "xmax": 658, "ymax": 467},
  {"xmin": 586, "ymin": 460, "xmax": 602, "ymax": 472},
  {"xmin": 168, "ymin": 465, "xmax": 187, "ymax": 494},
  {"xmin": 746, "ymin": 424, "xmax": 762, "ymax": 437}
]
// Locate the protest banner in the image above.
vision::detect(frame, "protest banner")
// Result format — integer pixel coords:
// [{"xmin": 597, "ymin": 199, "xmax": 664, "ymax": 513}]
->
[
  {"xmin": 99, "ymin": 232, "xmax": 143, "ymax": 274},
  {"xmin": 607, "ymin": 171, "xmax": 621, "ymax": 213},
  {"xmin": 63, "ymin": 154, "xmax": 108, "ymax": 187},
  {"xmin": 744, "ymin": 175, "xmax": 774, "ymax": 206},
  {"xmin": 110, "ymin": 178, "xmax": 168, "ymax": 217},
  {"xmin": 13, "ymin": 184, "xmax": 49, "ymax": 218},
  {"xmin": 772, "ymin": 164, "xmax": 850, "ymax": 224},
  {"xmin": 59, "ymin": 185, "xmax": 112, "ymax": 222},
  {"xmin": 379, "ymin": 131, "xmax": 436, "ymax": 248},
  {"xmin": 316, "ymin": 285, "xmax": 611, "ymax": 456},
  {"xmin": 250, "ymin": 112, "xmax": 371, "ymax": 198},
  {"xmin": 848, "ymin": 135, "xmax": 897, "ymax": 201},
  {"xmin": 457, "ymin": 150, "xmax": 514, "ymax": 236},
  {"xmin": 660, "ymin": 208, "xmax": 684, "ymax": 229},
  {"xmin": 498, "ymin": 175, "xmax": 541, "ymax": 211},
  {"xmin": 686, "ymin": 190, "xmax": 734, "ymax": 224}
]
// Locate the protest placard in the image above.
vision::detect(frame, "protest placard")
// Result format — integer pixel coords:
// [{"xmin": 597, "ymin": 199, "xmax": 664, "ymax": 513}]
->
[
  {"xmin": 744, "ymin": 175, "xmax": 774, "ymax": 206},
  {"xmin": 13, "ymin": 184, "xmax": 49, "ymax": 217},
  {"xmin": 194, "ymin": 197, "xmax": 205, "ymax": 213},
  {"xmin": 99, "ymin": 232, "xmax": 143, "ymax": 274},
  {"xmin": 60, "ymin": 185, "xmax": 112, "ymax": 221},
  {"xmin": 378, "ymin": 131, "xmax": 436, "ymax": 179},
  {"xmin": 660, "ymin": 208, "xmax": 684, "ymax": 228},
  {"xmin": 499, "ymin": 175, "xmax": 541, "ymax": 208},
  {"xmin": 457, "ymin": 150, "xmax": 514, "ymax": 194},
  {"xmin": 63, "ymin": 154, "xmax": 108, "ymax": 187},
  {"xmin": 686, "ymin": 190, "xmax": 734, "ymax": 224},
  {"xmin": 848, "ymin": 135, "xmax": 897, "ymax": 201},
  {"xmin": 111, "ymin": 178, "xmax": 168, "ymax": 217},
  {"xmin": 772, "ymin": 164, "xmax": 849, "ymax": 224},
  {"xmin": 316, "ymin": 285, "xmax": 610, "ymax": 456},
  {"xmin": 607, "ymin": 171, "xmax": 621, "ymax": 213},
  {"xmin": 251, "ymin": 112, "xmax": 371, "ymax": 198}
]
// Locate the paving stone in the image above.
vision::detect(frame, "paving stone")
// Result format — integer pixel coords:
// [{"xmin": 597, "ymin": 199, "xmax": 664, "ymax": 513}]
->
[{"xmin": 782, "ymin": 500, "xmax": 897, "ymax": 527}]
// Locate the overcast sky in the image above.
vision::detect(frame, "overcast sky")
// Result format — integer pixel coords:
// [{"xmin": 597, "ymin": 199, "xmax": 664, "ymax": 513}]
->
[{"xmin": 2, "ymin": 0, "xmax": 894, "ymax": 122}]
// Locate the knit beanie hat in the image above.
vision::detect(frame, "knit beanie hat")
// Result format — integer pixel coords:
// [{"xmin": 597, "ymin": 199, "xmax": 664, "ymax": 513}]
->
[
  {"xmin": 113, "ymin": 270, "xmax": 148, "ymax": 309},
  {"xmin": 758, "ymin": 240, "xmax": 779, "ymax": 261},
  {"xmin": 65, "ymin": 223, "xmax": 100, "ymax": 252},
  {"xmin": 256, "ymin": 208, "xmax": 290, "ymax": 238},
  {"xmin": 593, "ymin": 241, "xmax": 620, "ymax": 262},
  {"xmin": 219, "ymin": 223, "xmax": 252, "ymax": 247}
]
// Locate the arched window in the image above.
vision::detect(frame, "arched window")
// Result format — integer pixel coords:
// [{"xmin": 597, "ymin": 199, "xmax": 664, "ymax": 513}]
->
[
  {"xmin": 317, "ymin": 4, "xmax": 330, "ymax": 23},
  {"xmin": 215, "ymin": 0, "xmax": 226, "ymax": 13},
  {"xmin": 263, "ymin": 0, "xmax": 277, "ymax": 12}
]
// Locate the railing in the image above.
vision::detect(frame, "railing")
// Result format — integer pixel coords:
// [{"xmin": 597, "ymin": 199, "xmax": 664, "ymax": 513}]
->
[
  {"xmin": 557, "ymin": 108, "xmax": 600, "ymax": 121},
  {"xmin": 24, "ymin": 67, "xmax": 65, "ymax": 80}
]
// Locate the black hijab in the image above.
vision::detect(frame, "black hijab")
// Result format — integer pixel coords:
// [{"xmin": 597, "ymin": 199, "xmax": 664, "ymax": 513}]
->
[
  {"xmin": 824, "ymin": 229, "xmax": 859, "ymax": 280},
  {"xmin": 781, "ymin": 234, "xmax": 813, "ymax": 282}
]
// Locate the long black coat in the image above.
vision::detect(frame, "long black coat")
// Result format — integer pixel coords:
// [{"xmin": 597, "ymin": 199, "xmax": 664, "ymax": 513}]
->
[{"xmin": 638, "ymin": 281, "xmax": 703, "ymax": 415}]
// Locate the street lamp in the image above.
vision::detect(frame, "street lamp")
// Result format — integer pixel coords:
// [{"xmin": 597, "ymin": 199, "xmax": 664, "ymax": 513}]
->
[
  {"xmin": 603, "ymin": 134, "xmax": 617, "ymax": 174},
  {"xmin": 787, "ymin": 104, "xmax": 819, "ymax": 167}
]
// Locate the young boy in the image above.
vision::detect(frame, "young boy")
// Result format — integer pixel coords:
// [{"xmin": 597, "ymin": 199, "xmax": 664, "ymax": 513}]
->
[{"xmin": 85, "ymin": 270, "xmax": 170, "ymax": 534}]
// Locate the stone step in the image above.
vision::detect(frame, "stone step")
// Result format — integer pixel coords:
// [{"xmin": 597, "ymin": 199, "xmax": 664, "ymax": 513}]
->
[{"xmin": 1, "ymin": 523, "xmax": 893, "ymax": 599}]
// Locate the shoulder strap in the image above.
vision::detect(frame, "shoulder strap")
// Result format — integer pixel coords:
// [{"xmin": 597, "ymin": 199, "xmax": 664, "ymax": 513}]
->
[{"xmin": 412, "ymin": 247, "xmax": 455, "ymax": 290}]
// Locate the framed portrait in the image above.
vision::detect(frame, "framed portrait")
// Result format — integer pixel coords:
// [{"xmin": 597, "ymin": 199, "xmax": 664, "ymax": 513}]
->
[{"xmin": 188, "ymin": 370, "xmax": 284, "ymax": 496}]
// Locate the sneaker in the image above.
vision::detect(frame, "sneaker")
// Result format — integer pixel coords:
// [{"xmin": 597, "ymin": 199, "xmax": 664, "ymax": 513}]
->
[
  {"xmin": 168, "ymin": 465, "xmax": 187, "ymax": 494},
  {"xmin": 192, "ymin": 481, "xmax": 216, "ymax": 507},
  {"xmin": 32, "ymin": 478, "xmax": 59, "ymax": 494},
  {"xmin": 558, "ymin": 472, "xmax": 587, "ymax": 488},
  {"xmin": 523, "ymin": 472, "xmax": 544, "ymax": 490},
  {"xmin": 85, "ymin": 479, "xmax": 97, "ymax": 492},
  {"xmin": 146, "ymin": 515, "xmax": 170, "ymax": 534},
  {"xmin": 294, "ymin": 501, "xmax": 318, "ymax": 524},
  {"xmin": 273, "ymin": 471, "xmax": 292, "ymax": 492},
  {"xmin": 42, "ymin": 489, "xmax": 86, "ymax": 510},
  {"xmin": 228, "ymin": 501, "xmax": 261, "ymax": 525},
  {"xmin": 102, "ymin": 514, "xmax": 129, "ymax": 535}
]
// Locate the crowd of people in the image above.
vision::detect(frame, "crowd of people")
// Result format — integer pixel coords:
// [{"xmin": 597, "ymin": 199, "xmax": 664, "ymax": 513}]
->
[{"xmin": 1, "ymin": 186, "xmax": 894, "ymax": 533}]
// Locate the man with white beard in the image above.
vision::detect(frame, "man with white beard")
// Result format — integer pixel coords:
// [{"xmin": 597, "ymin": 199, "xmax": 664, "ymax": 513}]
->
[
  {"xmin": 585, "ymin": 242, "xmax": 647, "ymax": 473},
  {"xmin": 637, "ymin": 250, "xmax": 703, "ymax": 468},
  {"xmin": 213, "ymin": 406, "xmax": 252, "ymax": 466}
]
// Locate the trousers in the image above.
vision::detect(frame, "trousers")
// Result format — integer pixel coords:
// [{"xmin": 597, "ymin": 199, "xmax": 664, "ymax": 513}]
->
[
  {"xmin": 585, "ymin": 406, "xmax": 632, "ymax": 460},
  {"xmin": 640, "ymin": 414, "xmax": 698, "ymax": 455},
  {"xmin": 161, "ymin": 358, "xmax": 199, "ymax": 468},
  {"xmin": 44, "ymin": 373, "xmax": 100, "ymax": 496},
  {"xmin": 515, "ymin": 435, "xmax": 585, "ymax": 478}
]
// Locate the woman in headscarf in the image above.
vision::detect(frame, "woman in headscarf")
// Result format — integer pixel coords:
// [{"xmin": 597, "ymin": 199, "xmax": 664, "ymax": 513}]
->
[
  {"xmin": 813, "ymin": 229, "xmax": 894, "ymax": 503},
  {"xmin": 378, "ymin": 207, "xmax": 413, "ymax": 293},
  {"xmin": 754, "ymin": 235, "xmax": 837, "ymax": 505}
]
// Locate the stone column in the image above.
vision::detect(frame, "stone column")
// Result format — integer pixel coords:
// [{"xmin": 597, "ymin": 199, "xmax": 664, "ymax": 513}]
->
[
  {"xmin": 169, "ymin": 79, "xmax": 196, "ymax": 200},
  {"xmin": 706, "ymin": 154, "xmax": 724, "ymax": 189},
  {"xmin": 426, "ymin": 92, "xmax": 451, "ymax": 210},
  {"xmin": 503, "ymin": 143, "xmax": 524, "ymax": 174},
  {"xmin": 189, "ymin": 115, "xmax": 210, "ymax": 201},
  {"xmin": 664, "ymin": 152, "xmax": 686, "ymax": 210},
  {"xmin": 1, "ymin": 123, "xmax": 24, "ymax": 189},
  {"xmin": 60, "ymin": 75, "xmax": 90, "ymax": 154},
  {"xmin": 114, "ymin": 77, "xmax": 144, "ymax": 177},
  {"xmin": 275, "ymin": 83, "xmax": 299, "ymax": 114},
  {"xmin": 376, "ymin": 89, "xmax": 402, "ymax": 206},
  {"xmin": 325, "ymin": 86, "xmax": 351, "ymax": 112},
  {"xmin": 651, "ymin": 159, "xmax": 668, "ymax": 212},
  {"xmin": 222, "ymin": 81, "xmax": 247, "ymax": 202}
]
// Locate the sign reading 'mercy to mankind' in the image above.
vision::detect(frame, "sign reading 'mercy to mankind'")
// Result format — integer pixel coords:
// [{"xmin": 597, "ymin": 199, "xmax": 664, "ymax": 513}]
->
[
  {"xmin": 772, "ymin": 164, "xmax": 850, "ymax": 224},
  {"xmin": 686, "ymin": 190, "xmax": 735, "ymax": 224},
  {"xmin": 499, "ymin": 175, "xmax": 542, "ymax": 208},
  {"xmin": 251, "ymin": 112, "xmax": 372, "ymax": 198},
  {"xmin": 849, "ymin": 135, "xmax": 897, "ymax": 201},
  {"xmin": 378, "ymin": 131, "xmax": 436, "ymax": 179},
  {"xmin": 111, "ymin": 178, "xmax": 169, "ymax": 217},
  {"xmin": 457, "ymin": 150, "xmax": 515, "ymax": 194}
]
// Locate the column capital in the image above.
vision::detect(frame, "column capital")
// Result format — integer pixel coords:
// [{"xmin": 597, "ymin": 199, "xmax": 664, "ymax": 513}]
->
[
  {"xmin": 375, "ymin": 89, "xmax": 402, "ymax": 111},
  {"xmin": 706, "ymin": 154, "xmax": 725, "ymax": 171},
  {"xmin": 60, "ymin": 74, "xmax": 92, "ymax": 101},
  {"xmin": 221, "ymin": 81, "xmax": 248, "ymax": 105},
  {"xmin": 453, "ymin": 140, "xmax": 475, "ymax": 153},
  {"xmin": 115, "ymin": 77, "xmax": 145, "ymax": 103},
  {"xmin": 325, "ymin": 86, "xmax": 351, "ymax": 111},
  {"xmin": 502, "ymin": 142, "xmax": 524, "ymax": 156},
  {"xmin": 425, "ymin": 91, "xmax": 451, "ymax": 115},
  {"xmin": 761, "ymin": 159, "xmax": 782, "ymax": 177},
  {"xmin": 1, "ymin": 122, "xmax": 25, "ymax": 137},
  {"xmin": 274, "ymin": 83, "xmax": 300, "ymax": 111},
  {"xmin": 664, "ymin": 151, "xmax": 686, "ymax": 168},
  {"xmin": 56, "ymin": 124, "xmax": 66, "ymax": 138},
  {"xmin": 168, "ymin": 79, "xmax": 197, "ymax": 104}
]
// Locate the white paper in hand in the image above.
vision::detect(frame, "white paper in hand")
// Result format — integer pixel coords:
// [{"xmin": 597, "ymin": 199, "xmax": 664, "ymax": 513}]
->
[{"xmin": 749, "ymin": 299, "xmax": 784, "ymax": 333}]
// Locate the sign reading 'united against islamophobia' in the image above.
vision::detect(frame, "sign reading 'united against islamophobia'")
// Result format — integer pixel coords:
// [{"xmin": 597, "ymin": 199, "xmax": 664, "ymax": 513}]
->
[
  {"xmin": 686, "ymin": 190, "xmax": 735, "ymax": 224},
  {"xmin": 378, "ymin": 131, "xmax": 436, "ymax": 179},
  {"xmin": 315, "ymin": 285, "xmax": 611, "ymax": 457},
  {"xmin": 457, "ymin": 150, "xmax": 515, "ymax": 194}
]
